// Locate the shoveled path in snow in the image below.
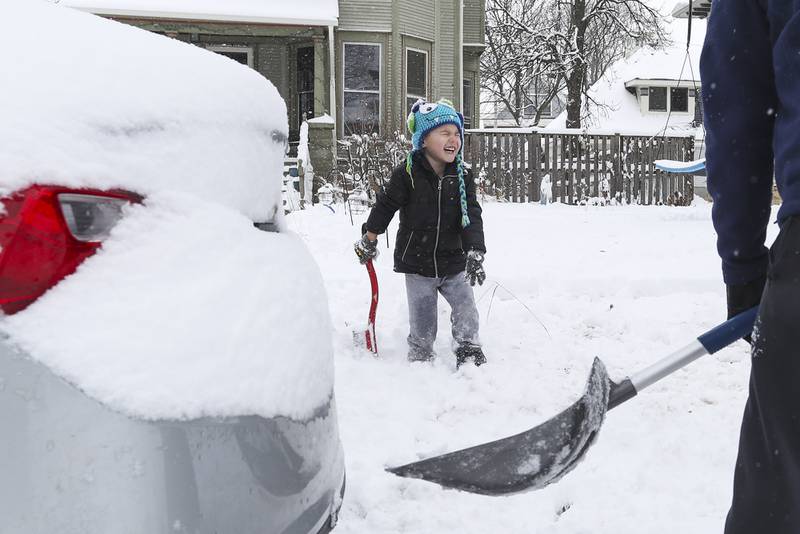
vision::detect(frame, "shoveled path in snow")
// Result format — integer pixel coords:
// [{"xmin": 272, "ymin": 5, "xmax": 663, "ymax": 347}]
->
[{"xmin": 287, "ymin": 200, "xmax": 777, "ymax": 534}]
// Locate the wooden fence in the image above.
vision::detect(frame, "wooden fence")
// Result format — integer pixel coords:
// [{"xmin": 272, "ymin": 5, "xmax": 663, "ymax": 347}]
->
[{"xmin": 463, "ymin": 131, "xmax": 696, "ymax": 205}]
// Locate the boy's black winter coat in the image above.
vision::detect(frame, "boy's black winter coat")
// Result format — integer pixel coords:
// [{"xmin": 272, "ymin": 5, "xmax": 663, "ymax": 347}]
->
[{"xmin": 365, "ymin": 151, "xmax": 485, "ymax": 278}]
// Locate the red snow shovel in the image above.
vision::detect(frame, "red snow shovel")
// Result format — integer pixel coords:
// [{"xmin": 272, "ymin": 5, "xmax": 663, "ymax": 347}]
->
[{"xmin": 354, "ymin": 259, "xmax": 379, "ymax": 355}]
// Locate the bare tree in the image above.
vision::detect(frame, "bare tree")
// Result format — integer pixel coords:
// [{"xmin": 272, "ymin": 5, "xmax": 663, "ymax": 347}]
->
[
  {"xmin": 482, "ymin": 0, "xmax": 565, "ymax": 126},
  {"xmin": 482, "ymin": 0, "xmax": 669, "ymax": 128}
]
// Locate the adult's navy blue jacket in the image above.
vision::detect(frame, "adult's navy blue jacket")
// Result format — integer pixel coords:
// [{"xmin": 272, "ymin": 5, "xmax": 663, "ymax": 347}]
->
[
  {"xmin": 364, "ymin": 151, "xmax": 485, "ymax": 278},
  {"xmin": 701, "ymin": 0, "xmax": 800, "ymax": 284}
]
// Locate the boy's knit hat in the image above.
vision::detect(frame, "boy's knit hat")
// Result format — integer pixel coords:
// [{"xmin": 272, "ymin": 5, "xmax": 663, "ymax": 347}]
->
[
  {"xmin": 405, "ymin": 98, "xmax": 471, "ymax": 228},
  {"xmin": 407, "ymin": 98, "xmax": 464, "ymax": 151}
]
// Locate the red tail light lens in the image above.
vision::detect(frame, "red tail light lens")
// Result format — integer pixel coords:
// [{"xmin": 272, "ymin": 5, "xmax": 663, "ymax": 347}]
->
[{"xmin": 0, "ymin": 185, "xmax": 140, "ymax": 314}]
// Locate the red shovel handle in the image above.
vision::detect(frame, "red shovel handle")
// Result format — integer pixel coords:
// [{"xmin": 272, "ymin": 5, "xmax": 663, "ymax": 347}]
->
[
  {"xmin": 365, "ymin": 259, "xmax": 379, "ymax": 354},
  {"xmin": 366, "ymin": 260, "xmax": 379, "ymax": 325}
]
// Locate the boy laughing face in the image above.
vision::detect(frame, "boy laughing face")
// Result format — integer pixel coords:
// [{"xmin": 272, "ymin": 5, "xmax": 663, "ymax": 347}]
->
[{"xmin": 423, "ymin": 123, "xmax": 461, "ymax": 173}]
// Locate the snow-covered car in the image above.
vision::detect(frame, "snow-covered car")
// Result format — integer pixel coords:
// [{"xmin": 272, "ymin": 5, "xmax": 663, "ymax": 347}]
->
[{"xmin": 0, "ymin": 2, "xmax": 344, "ymax": 533}]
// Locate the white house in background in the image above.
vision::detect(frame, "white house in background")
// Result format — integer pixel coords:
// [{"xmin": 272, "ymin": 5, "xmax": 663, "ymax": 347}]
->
[
  {"xmin": 672, "ymin": 0, "xmax": 712, "ymax": 19},
  {"xmin": 480, "ymin": 86, "xmax": 567, "ymax": 128},
  {"xmin": 546, "ymin": 18, "xmax": 706, "ymax": 139}
]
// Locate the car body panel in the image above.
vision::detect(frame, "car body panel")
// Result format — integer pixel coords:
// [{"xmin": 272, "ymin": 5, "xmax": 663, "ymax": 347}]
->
[{"xmin": 0, "ymin": 335, "xmax": 344, "ymax": 534}]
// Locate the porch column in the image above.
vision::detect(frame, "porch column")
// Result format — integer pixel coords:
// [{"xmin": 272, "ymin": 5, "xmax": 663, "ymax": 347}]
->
[{"xmin": 313, "ymin": 34, "xmax": 327, "ymax": 116}]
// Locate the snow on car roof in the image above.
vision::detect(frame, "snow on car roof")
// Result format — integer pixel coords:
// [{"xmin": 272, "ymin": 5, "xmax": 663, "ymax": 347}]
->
[
  {"xmin": 0, "ymin": 0, "xmax": 288, "ymax": 222},
  {"xmin": 1, "ymin": 1, "xmax": 335, "ymax": 422},
  {"xmin": 63, "ymin": 0, "xmax": 339, "ymax": 26}
]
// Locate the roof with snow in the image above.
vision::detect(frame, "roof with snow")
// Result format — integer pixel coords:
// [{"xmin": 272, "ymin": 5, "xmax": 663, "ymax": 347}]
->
[
  {"xmin": 62, "ymin": 0, "xmax": 340, "ymax": 26},
  {"xmin": 672, "ymin": 0, "xmax": 712, "ymax": 19},
  {"xmin": 545, "ymin": 18, "xmax": 705, "ymax": 136}
]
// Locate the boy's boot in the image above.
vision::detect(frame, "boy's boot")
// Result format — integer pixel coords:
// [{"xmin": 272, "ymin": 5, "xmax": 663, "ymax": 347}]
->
[
  {"xmin": 408, "ymin": 349, "xmax": 434, "ymax": 363},
  {"xmin": 456, "ymin": 343, "xmax": 486, "ymax": 368}
]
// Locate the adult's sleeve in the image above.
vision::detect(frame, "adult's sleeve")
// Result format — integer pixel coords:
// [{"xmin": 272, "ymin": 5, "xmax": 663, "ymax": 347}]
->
[
  {"xmin": 461, "ymin": 168, "xmax": 486, "ymax": 253},
  {"xmin": 364, "ymin": 167, "xmax": 410, "ymax": 234},
  {"xmin": 700, "ymin": 0, "xmax": 776, "ymax": 284}
]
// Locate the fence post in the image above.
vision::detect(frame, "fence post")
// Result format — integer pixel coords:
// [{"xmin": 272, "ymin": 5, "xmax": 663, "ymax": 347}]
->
[
  {"xmin": 511, "ymin": 134, "xmax": 519, "ymax": 202},
  {"xmin": 487, "ymin": 133, "xmax": 494, "ymax": 196},
  {"xmin": 530, "ymin": 133, "xmax": 540, "ymax": 202},
  {"xmin": 496, "ymin": 134, "xmax": 504, "ymax": 200},
  {"xmin": 613, "ymin": 133, "xmax": 622, "ymax": 203}
]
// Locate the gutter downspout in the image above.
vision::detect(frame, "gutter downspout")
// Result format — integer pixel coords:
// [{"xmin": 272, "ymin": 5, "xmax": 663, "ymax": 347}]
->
[
  {"xmin": 328, "ymin": 24, "xmax": 337, "ymax": 152},
  {"xmin": 459, "ymin": 0, "xmax": 464, "ymax": 112}
]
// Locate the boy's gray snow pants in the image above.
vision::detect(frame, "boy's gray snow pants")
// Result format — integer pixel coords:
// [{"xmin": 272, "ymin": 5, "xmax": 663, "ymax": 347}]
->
[{"xmin": 404, "ymin": 272, "xmax": 480, "ymax": 361}]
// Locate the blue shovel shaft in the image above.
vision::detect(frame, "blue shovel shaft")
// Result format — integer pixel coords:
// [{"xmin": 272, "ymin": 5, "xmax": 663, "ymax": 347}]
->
[{"xmin": 609, "ymin": 306, "xmax": 759, "ymax": 410}]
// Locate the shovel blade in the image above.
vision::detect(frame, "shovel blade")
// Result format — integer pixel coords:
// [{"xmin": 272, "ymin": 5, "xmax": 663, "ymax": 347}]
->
[
  {"xmin": 387, "ymin": 358, "xmax": 611, "ymax": 495},
  {"xmin": 353, "ymin": 323, "xmax": 378, "ymax": 355}
]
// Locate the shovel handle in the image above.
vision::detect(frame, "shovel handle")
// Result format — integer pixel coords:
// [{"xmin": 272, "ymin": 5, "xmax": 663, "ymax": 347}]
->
[
  {"xmin": 609, "ymin": 306, "xmax": 759, "ymax": 410},
  {"xmin": 698, "ymin": 306, "xmax": 759, "ymax": 354},
  {"xmin": 366, "ymin": 260, "xmax": 379, "ymax": 325}
]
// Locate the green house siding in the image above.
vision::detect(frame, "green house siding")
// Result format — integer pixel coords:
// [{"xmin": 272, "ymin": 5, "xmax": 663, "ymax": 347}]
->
[
  {"xmin": 435, "ymin": 0, "xmax": 458, "ymax": 104},
  {"xmin": 398, "ymin": 1, "xmax": 436, "ymax": 41},
  {"xmin": 339, "ymin": 0, "xmax": 392, "ymax": 32},
  {"xmin": 463, "ymin": 0, "xmax": 485, "ymax": 44}
]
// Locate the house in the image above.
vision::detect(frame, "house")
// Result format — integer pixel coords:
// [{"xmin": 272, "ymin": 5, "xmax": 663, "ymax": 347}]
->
[
  {"xmin": 62, "ymin": 0, "xmax": 486, "ymax": 145},
  {"xmin": 671, "ymin": 0, "xmax": 712, "ymax": 19},
  {"xmin": 480, "ymin": 89, "xmax": 566, "ymax": 128},
  {"xmin": 545, "ymin": 18, "xmax": 705, "ymax": 138}
]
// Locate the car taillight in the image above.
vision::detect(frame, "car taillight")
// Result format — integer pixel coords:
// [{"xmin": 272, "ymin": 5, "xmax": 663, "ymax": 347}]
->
[{"xmin": 0, "ymin": 185, "xmax": 140, "ymax": 315}]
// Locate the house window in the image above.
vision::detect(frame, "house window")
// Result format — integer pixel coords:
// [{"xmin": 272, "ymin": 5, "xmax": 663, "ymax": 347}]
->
[
  {"xmin": 463, "ymin": 78, "xmax": 474, "ymax": 129},
  {"xmin": 343, "ymin": 43, "xmax": 381, "ymax": 136},
  {"xmin": 297, "ymin": 47, "xmax": 314, "ymax": 125},
  {"xmin": 406, "ymin": 49, "xmax": 428, "ymax": 114},
  {"xmin": 649, "ymin": 87, "xmax": 667, "ymax": 112},
  {"xmin": 525, "ymin": 94, "xmax": 556, "ymax": 119},
  {"xmin": 671, "ymin": 87, "xmax": 688, "ymax": 112},
  {"xmin": 206, "ymin": 45, "xmax": 253, "ymax": 68}
]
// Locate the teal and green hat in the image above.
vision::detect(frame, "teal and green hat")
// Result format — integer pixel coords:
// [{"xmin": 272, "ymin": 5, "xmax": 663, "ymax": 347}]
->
[{"xmin": 407, "ymin": 98, "xmax": 464, "ymax": 151}]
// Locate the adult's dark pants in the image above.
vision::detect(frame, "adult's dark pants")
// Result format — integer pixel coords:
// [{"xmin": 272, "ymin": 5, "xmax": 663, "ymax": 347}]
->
[{"xmin": 725, "ymin": 216, "xmax": 800, "ymax": 534}]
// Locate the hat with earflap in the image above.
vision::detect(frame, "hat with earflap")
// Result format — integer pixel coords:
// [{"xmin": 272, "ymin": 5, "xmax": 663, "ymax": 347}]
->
[{"xmin": 405, "ymin": 98, "xmax": 471, "ymax": 227}]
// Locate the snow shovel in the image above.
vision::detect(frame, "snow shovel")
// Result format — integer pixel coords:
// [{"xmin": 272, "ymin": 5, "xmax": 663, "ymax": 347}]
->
[
  {"xmin": 387, "ymin": 306, "xmax": 759, "ymax": 495},
  {"xmin": 353, "ymin": 259, "xmax": 379, "ymax": 355}
]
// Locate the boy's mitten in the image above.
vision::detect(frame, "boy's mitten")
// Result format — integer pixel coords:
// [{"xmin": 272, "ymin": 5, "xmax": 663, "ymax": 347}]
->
[
  {"xmin": 354, "ymin": 234, "xmax": 379, "ymax": 264},
  {"xmin": 465, "ymin": 250, "xmax": 486, "ymax": 286}
]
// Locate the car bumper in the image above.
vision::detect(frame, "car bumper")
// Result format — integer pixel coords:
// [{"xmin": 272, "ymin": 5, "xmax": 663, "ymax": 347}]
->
[{"xmin": 0, "ymin": 334, "xmax": 345, "ymax": 534}]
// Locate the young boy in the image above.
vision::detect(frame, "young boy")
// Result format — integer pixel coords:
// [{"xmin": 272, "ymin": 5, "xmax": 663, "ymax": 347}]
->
[{"xmin": 354, "ymin": 99, "xmax": 487, "ymax": 368}]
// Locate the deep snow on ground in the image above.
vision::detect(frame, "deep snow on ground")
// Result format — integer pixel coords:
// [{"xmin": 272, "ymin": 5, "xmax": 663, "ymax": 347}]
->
[{"xmin": 287, "ymin": 199, "xmax": 779, "ymax": 534}]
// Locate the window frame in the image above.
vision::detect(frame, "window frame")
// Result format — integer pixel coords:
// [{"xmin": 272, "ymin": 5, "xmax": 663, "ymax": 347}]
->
[
  {"xmin": 342, "ymin": 41, "xmax": 382, "ymax": 136},
  {"xmin": 525, "ymin": 93, "xmax": 557, "ymax": 119},
  {"xmin": 648, "ymin": 86, "xmax": 668, "ymax": 112},
  {"xmin": 205, "ymin": 45, "xmax": 254, "ymax": 68},
  {"xmin": 462, "ymin": 77, "xmax": 475, "ymax": 129},
  {"xmin": 405, "ymin": 47, "xmax": 429, "ymax": 115},
  {"xmin": 646, "ymin": 85, "xmax": 693, "ymax": 114},
  {"xmin": 670, "ymin": 87, "xmax": 689, "ymax": 113}
]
